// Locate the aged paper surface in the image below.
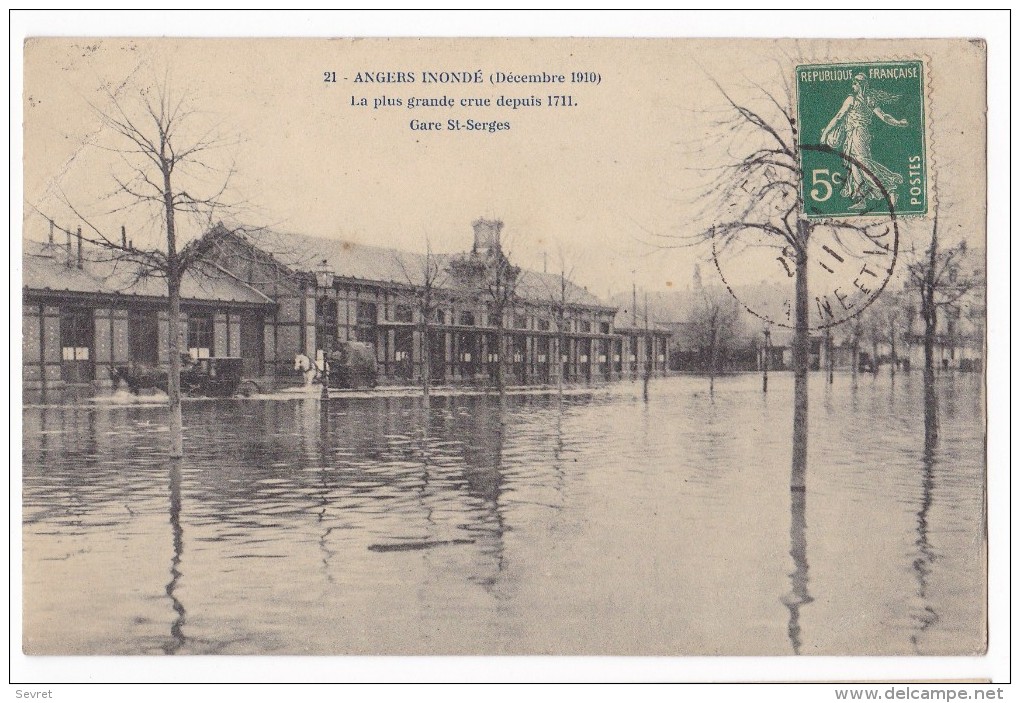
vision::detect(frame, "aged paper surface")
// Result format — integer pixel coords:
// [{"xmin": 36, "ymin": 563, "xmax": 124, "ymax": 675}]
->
[{"xmin": 15, "ymin": 18, "xmax": 1003, "ymax": 688}]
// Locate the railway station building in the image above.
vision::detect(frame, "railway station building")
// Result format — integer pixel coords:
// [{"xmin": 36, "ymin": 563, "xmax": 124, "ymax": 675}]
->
[{"xmin": 22, "ymin": 219, "xmax": 672, "ymax": 394}]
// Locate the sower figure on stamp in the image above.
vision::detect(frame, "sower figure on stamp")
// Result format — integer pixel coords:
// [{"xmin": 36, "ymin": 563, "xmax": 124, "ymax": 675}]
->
[{"xmin": 820, "ymin": 73, "xmax": 909, "ymax": 210}]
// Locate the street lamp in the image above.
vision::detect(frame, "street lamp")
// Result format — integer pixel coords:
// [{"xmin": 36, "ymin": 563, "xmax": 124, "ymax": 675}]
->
[
  {"xmin": 314, "ymin": 258, "xmax": 335, "ymax": 289},
  {"xmin": 315, "ymin": 260, "xmax": 335, "ymax": 401}
]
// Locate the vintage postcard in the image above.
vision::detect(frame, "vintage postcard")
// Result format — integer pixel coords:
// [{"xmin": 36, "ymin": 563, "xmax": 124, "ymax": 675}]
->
[{"xmin": 17, "ymin": 30, "xmax": 994, "ymax": 678}]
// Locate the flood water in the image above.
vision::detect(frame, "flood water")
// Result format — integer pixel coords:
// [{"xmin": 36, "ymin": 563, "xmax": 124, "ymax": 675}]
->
[{"xmin": 22, "ymin": 372, "xmax": 985, "ymax": 656}]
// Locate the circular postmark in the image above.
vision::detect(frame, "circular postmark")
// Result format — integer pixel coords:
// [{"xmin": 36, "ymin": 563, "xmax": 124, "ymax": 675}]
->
[{"xmin": 712, "ymin": 144, "xmax": 900, "ymax": 332}]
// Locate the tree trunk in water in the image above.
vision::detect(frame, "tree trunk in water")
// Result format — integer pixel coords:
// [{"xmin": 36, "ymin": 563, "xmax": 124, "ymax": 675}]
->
[
  {"xmin": 762, "ymin": 331, "xmax": 770, "ymax": 393},
  {"xmin": 163, "ymin": 460, "xmax": 186, "ymax": 654},
  {"xmin": 923, "ymin": 221, "xmax": 939, "ymax": 383},
  {"xmin": 557, "ymin": 329, "xmax": 564, "ymax": 401},
  {"xmin": 167, "ymin": 276, "xmax": 184, "ymax": 458},
  {"xmin": 643, "ymin": 291, "xmax": 651, "ymax": 402},
  {"xmin": 497, "ymin": 325, "xmax": 506, "ymax": 401},
  {"xmin": 784, "ymin": 486, "xmax": 810, "ymax": 655},
  {"xmin": 421, "ymin": 318, "xmax": 431, "ymax": 410},
  {"xmin": 558, "ymin": 274, "xmax": 567, "ymax": 400},
  {"xmin": 825, "ymin": 330, "xmax": 834, "ymax": 385},
  {"xmin": 923, "ymin": 313, "xmax": 938, "ymax": 445},
  {"xmin": 872, "ymin": 340, "xmax": 880, "ymax": 376},
  {"xmin": 924, "ymin": 320, "xmax": 936, "ymax": 378},
  {"xmin": 889, "ymin": 322, "xmax": 897, "ymax": 378},
  {"xmin": 643, "ymin": 336, "xmax": 651, "ymax": 402},
  {"xmin": 851, "ymin": 341, "xmax": 859, "ymax": 386},
  {"xmin": 163, "ymin": 161, "xmax": 183, "ymax": 458},
  {"xmin": 923, "ymin": 372, "xmax": 938, "ymax": 452},
  {"xmin": 709, "ymin": 329, "xmax": 717, "ymax": 396},
  {"xmin": 791, "ymin": 220, "xmax": 809, "ymax": 491}
]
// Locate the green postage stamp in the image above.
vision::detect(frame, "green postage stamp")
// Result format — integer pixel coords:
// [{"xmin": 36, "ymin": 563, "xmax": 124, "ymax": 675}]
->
[{"xmin": 797, "ymin": 60, "xmax": 927, "ymax": 218}]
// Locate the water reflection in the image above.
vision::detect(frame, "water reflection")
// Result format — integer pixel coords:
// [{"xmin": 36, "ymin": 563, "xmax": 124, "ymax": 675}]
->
[
  {"xmin": 315, "ymin": 405, "xmax": 336, "ymax": 584},
  {"xmin": 163, "ymin": 461, "xmax": 186, "ymax": 655},
  {"xmin": 911, "ymin": 392, "xmax": 941, "ymax": 651},
  {"xmin": 911, "ymin": 437, "xmax": 939, "ymax": 651},
  {"xmin": 460, "ymin": 401, "xmax": 507, "ymax": 590},
  {"xmin": 21, "ymin": 376, "xmax": 985, "ymax": 655},
  {"xmin": 782, "ymin": 488, "xmax": 812, "ymax": 654}
]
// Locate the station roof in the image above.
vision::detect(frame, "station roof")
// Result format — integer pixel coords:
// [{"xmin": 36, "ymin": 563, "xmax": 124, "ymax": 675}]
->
[
  {"xmin": 23, "ymin": 240, "xmax": 274, "ymax": 306},
  {"xmin": 225, "ymin": 225, "xmax": 610, "ymax": 309}
]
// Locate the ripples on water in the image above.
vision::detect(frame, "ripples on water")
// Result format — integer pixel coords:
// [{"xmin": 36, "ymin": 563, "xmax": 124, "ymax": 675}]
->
[{"xmin": 22, "ymin": 373, "xmax": 985, "ymax": 655}]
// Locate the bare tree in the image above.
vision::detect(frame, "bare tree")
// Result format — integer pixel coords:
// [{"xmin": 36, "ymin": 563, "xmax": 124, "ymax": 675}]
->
[
  {"xmin": 674, "ymin": 74, "xmax": 809, "ymax": 489},
  {"xmin": 853, "ymin": 294, "xmax": 905, "ymax": 378},
  {"xmin": 861, "ymin": 307, "xmax": 884, "ymax": 376},
  {"xmin": 534, "ymin": 253, "xmax": 581, "ymax": 400},
  {"xmin": 538, "ymin": 267, "xmax": 572, "ymax": 400},
  {"xmin": 962, "ymin": 296, "xmax": 985, "ymax": 372},
  {"xmin": 907, "ymin": 215, "xmax": 979, "ymax": 374},
  {"xmin": 32, "ymin": 77, "xmax": 241, "ymax": 458},
  {"xmin": 643, "ymin": 291, "xmax": 653, "ymax": 402},
  {"xmin": 394, "ymin": 240, "xmax": 449, "ymax": 407},
  {"xmin": 901, "ymin": 299, "xmax": 918, "ymax": 371},
  {"xmin": 870, "ymin": 290, "xmax": 906, "ymax": 377},
  {"xmin": 448, "ymin": 226, "xmax": 521, "ymax": 400},
  {"xmin": 680, "ymin": 72, "xmax": 897, "ymax": 488},
  {"xmin": 486, "ymin": 252, "xmax": 521, "ymax": 401},
  {"xmin": 886, "ymin": 301, "xmax": 902, "ymax": 377},
  {"xmin": 905, "ymin": 214, "xmax": 981, "ymax": 441},
  {"xmin": 554, "ymin": 270, "xmax": 569, "ymax": 398},
  {"xmin": 846, "ymin": 314, "xmax": 864, "ymax": 384},
  {"xmin": 823, "ymin": 327, "xmax": 834, "ymax": 385},
  {"xmin": 689, "ymin": 267, "xmax": 743, "ymax": 394}
]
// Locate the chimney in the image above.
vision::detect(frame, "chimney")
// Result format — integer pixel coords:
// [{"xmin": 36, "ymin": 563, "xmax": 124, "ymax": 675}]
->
[
  {"xmin": 121, "ymin": 225, "xmax": 127, "ymax": 249},
  {"xmin": 77, "ymin": 226, "xmax": 83, "ymax": 269},
  {"xmin": 48, "ymin": 220, "xmax": 54, "ymax": 245},
  {"xmin": 471, "ymin": 218, "xmax": 503, "ymax": 255},
  {"xmin": 65, "ymin": 230, "xmax": 72, "ymax": 267}
]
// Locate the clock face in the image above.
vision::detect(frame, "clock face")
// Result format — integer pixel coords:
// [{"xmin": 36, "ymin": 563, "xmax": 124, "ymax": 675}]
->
[{"xmin": 712, "ymin": 216, "xmax": 899, "ymax": 331}]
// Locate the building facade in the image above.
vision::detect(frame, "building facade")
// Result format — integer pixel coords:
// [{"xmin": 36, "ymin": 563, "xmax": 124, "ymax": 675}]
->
[
  {"xmin": 206, "ymin": 219, "xmax": 671, "ymax": 387},
  {"xmin": 23, "ymin": 220, "xmax": 672, "ymax": 394},
  {"xmin": 23, "ymin": 236, "xmax": 274, "ymax": 394}
]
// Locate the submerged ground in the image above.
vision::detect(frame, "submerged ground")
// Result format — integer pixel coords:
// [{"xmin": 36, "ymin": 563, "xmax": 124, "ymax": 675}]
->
[{"xmin": 22, "ymin": 372, "xmax": 985, "ymax": 655}]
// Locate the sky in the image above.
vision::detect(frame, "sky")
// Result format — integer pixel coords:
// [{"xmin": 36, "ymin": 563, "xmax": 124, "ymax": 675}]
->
[{"xmin": 22, "ymin": 32, "xmax": 987, "ymax": 306}]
